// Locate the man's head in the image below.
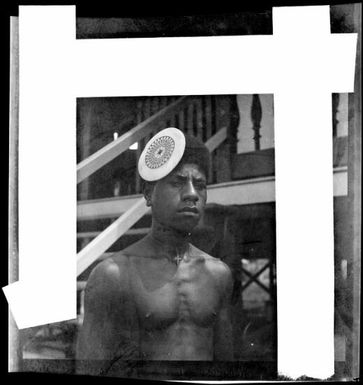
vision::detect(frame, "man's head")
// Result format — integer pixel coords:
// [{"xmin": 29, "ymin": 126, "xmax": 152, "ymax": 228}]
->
[{"xmin": 139, "ymin": 128, "xmax": 210, "ymax": 234}]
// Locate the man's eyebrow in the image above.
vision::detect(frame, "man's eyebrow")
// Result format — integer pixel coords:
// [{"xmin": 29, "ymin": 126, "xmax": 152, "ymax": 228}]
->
[
  {"xmin": 170, "ymin": 174, "xmax": 206, "ymax": 182},
  {"xmin": 172, "ymin": 174, "xmax": 187, "ymax": 180},
  {"xmin": 174, "ymin": 174, "xmax": 206, "ymax": 182}
]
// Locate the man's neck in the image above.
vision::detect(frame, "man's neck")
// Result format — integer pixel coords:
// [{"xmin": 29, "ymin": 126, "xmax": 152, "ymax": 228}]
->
[{"xmin": 148, "ymin": 221, "xmax": 191, "ymax": 260}]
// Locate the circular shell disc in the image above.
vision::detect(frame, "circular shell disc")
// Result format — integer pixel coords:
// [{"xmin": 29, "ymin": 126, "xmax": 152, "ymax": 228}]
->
[{"xmin": 138, "ymin": 127, "xmax": 186, "ymax": 181}]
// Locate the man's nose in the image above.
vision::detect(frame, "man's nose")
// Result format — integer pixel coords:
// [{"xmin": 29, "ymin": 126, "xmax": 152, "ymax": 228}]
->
[{"xmin": 182, "ymin": 181, "xmax": 199, "ymax": 202}]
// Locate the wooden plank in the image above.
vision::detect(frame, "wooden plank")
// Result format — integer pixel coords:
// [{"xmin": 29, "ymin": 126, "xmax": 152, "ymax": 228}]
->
[
  {"xmin": 77, "ymin": 198, "xmax": 150, "ymax": 276},
  {"xmin": 232, "ymin": 148, "xmax": 275, "ymax": 180},
  {"xmin": 143, "ymin": 98, "xmax": 151, "ymax": 120},
  {"xmin": 77, "ymin": 194, "xmax": 143, "ymax": 221},
  {"xmin": 77, "ymin": 96, "xmax": 189, "ymax": 183},
  {"xmin": 150, "ymin": 98, "xmax": 160, "ymax": 136},
  {"xmin": 153, "ymin": 97, "xmax": 160, "ymax": 113},
  {"xmin": 207, "ymin": 167, "xmax": 347, "ymax": 206},
  {"xmin": 215, "ymin": 143, "xmax": 231, "ymax": 183},
  {"xmin": 205, "ymin": 126, "xmax": 227, "ymax": 152},
  {"xmin": 150, "ymin": 97, "xmax": 160, "ymax": 135},
  {"xmin": 213, "ymin": 96, "xmax": 233, "ymax": 183},
  {"xmin": 196, "ymin": 98, "xmax": 203, "ymax": 140},
  {"xmin": 205, "ymin": 95, "xmax": 213, "ymax": 140},
  {"xmin": 232, "ymin": 138, "xmax": 347, "ymax": 180},
  {"xmin": 158, "ymin": 97, "xmax": 168, "ymax": 131},
  {"xmin": 186, "ymin": 102, "xmax": 194, "ymax": 135},
  {"xmin": 170, "ymin": 113, "xmax": 176, "ymax": 127},
  {"xmin": 78, "ymin": 102, "xmax": 92, "ymax": 200},
  {"xmin": 159, "ymin": 96, "xmax": 168, "ymax": 109}
]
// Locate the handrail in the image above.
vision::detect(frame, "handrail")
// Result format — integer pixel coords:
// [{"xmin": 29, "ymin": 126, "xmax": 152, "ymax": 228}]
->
[
  {"xmin": 205, "ymin": 126, "xmax": 227, "ymax": 152},
  {"xmin": 76, "ymin": 127, "xmax": 228, "ymax": 276},
  {"xmin": 77, "ymin": 96, "xmax": 189, "ymax": 183},
  {"xmin": 77, "ymin": 193, "xmax": 143, "ymax": 220}
]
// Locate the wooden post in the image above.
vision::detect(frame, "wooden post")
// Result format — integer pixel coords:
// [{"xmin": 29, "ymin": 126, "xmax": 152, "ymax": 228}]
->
[
  {"xmin": 152, "ymin": 97, "xmax": 160, "ymax": 115},
  {"xmin": 150, "ymin": 97, "xmax": 159, "ymax": 136},
  {"xmin": 142, "ymin": 98, "xmax": 150, "ymax": 142},
  {"xmin": 251, "ymin": 94, "xmax": 262, "ymax": 151},
  {"xmin": 159, "ymin": 96, "xmax": 168, "ymax": 130},
  {"xmin": 170, "ymin": 112, "xmax": 176, "ymax": 127},
  {"xmin": 78, "ymin": 100, "xmax": 93, "ymax": 200},
  {"xmin": 187, "ymin": 102, "xmax": 194, "ymax": 136},
  {"xmin": 135, "ymin": 100, "xmax": 143, "ymax": 193},
  {"xmin": 205, "ymin": 95, "xmax": 213, "ymax": 141},
  {"xmin": 215, "ymin": 96, "xmax": 232, "ymax": 183},
  {"xmin": 8, "ymin": 16, "xmax": 22, "ymax": 373},
  {"xmin": 196, "ymin": 98, "xmax": 203, "ymax": 140},
  {"xmin": 205, "ymin": 96, "xmax": 214, "ymax": 183},
  {"xmin": 332, "ymin": 93, "xmax": 340, "ymax": 137},
  {"xmin": 178, "ymin": 106, "xmax": 185, "ymax": 131},
  {"xmin": 346, "ymin": 3, "xmax": 361, "ymax": 379}
]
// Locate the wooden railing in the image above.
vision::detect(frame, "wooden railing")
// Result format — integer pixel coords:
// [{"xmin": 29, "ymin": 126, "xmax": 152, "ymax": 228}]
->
[
  {"xmin": 76, "ymin": 91, "xmax": 349, "ymax": 276},
  {"xmin": 76, "ymin": 97, "xmax": 229, "ymax": 276}
]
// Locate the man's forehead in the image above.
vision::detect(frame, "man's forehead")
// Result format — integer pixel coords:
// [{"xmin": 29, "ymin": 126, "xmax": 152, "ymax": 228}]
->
[{"xmin": 169, "ymin": 163, "xmax": 206, "ymax": 178}]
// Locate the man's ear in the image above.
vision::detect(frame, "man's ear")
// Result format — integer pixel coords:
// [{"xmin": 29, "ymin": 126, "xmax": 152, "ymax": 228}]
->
[{"xmin": 143, "ymin": 182, "xmax": 154, "ymax": 207}]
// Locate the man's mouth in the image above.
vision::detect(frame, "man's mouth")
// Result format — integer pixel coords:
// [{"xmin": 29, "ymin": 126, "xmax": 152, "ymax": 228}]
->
[{"xmin": 178, "ymin": 206, "xmax": 199, "ymax": 214}]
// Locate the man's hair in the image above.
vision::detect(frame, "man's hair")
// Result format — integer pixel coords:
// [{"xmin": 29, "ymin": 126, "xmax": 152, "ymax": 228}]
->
[{"xmin": 178, "ymin": 134, "xmax": 210, "ymax": 179}]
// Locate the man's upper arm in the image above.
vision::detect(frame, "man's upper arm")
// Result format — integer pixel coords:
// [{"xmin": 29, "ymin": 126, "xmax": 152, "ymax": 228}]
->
[
  {"xmin": 213, "ymin": 261, "xmax": 234, "ymax": 361},
  {"xmin": 76, "ymin": 257, "xmax": 139, "ymax": 374}
]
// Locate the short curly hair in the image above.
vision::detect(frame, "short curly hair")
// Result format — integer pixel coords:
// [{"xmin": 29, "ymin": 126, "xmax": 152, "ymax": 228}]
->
[{"xmin": 176, "ymin": 134, "xmax": 210, "ymax": 180}]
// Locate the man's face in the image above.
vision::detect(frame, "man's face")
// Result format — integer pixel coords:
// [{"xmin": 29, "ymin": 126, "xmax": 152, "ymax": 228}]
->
[{"xmin": 147, "ymin": 163, "xmax": 207, "ymax": 234}]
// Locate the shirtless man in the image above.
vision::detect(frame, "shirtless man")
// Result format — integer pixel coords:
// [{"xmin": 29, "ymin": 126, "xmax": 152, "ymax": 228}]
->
[{"xmin": 76, "ymin": 128, "xmax": 233, "ymax": 376}]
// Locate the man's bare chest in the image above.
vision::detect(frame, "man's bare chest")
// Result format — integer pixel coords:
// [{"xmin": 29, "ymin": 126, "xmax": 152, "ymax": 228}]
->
[{"xmin": 129, "ymin": 258, "xmax": 221, "ymax": 329}]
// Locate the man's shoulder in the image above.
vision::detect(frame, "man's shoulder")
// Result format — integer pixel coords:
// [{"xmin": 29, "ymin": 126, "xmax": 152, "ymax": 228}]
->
[
  {"xmin": 189, "ymin": 243, "xmax": 232, "ymax": 279},
  {"xmin": 86, "ymin": 252, "xmax": 134, "ymax": 298},
  {"xmin": 90, "ymin": 236, "xmax": 152, "ymax": 278},
  {"xmin": 91, "ymin": 253, "xmax": 131, "ymax": 278}
]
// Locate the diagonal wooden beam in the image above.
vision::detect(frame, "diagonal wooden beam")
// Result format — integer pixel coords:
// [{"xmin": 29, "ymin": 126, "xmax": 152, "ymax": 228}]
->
[
  {"xmin": 205, "ymin": 126, "xmax": 227, "ymax": 152},
  {"xmin": 77, "ymin": 199, "xmax": 150, "ymax": 276}
]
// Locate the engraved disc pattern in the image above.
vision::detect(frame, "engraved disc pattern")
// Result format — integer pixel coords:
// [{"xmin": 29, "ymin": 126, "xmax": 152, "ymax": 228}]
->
[{"xmin": 145, "ymin": 136, "xmax": 175, "ymax": 169}]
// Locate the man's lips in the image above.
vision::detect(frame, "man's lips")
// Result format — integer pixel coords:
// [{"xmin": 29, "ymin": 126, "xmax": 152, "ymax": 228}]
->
[{"xmin": 178, "ymin": 206, "xmax": 199, "ymax": 214}]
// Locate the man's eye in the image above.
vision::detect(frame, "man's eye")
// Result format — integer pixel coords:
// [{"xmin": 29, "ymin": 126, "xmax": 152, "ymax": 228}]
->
[
  {"xmin": 195, "ymin": 182, "xmax": 206, "ymax": 190},
  {"xmin": 170, "ymin": 180, "xmax": 183, "ymax": 187}
]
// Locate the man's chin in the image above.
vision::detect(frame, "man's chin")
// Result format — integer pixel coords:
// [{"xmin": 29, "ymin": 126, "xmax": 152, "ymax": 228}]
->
[{"xmin": 173, "ymin": 221, "xmax": 199, "ymax": 235}]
